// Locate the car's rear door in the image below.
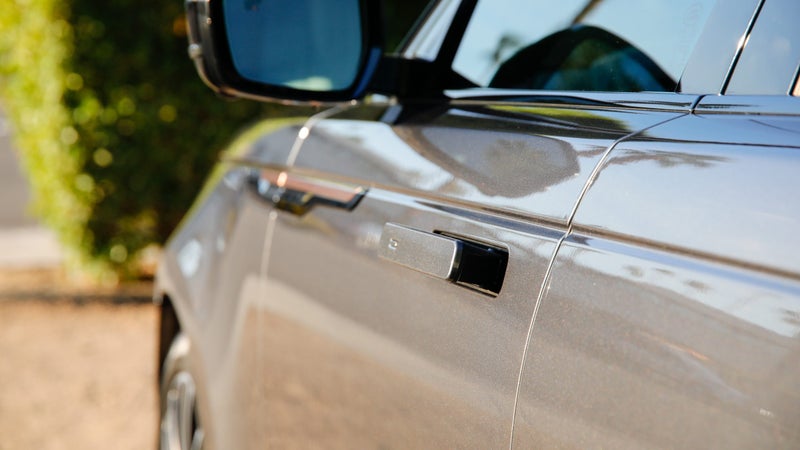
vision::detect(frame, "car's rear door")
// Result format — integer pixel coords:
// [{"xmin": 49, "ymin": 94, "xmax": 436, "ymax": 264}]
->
[{"xmin": 513, "ymin": 0, "xmax": 800, "ymax": 447}]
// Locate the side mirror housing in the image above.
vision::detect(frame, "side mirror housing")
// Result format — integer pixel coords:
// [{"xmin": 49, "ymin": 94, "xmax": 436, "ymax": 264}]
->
[{"xmin": 185, "ymin": 0, "xmax": 383, "ymax": 103}]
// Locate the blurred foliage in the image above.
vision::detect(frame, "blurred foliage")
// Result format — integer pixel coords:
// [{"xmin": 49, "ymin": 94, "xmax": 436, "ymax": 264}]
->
[
  {"xmin": 0, "ymin": 0, "xmax": 299, "ymax": 281},
  {"xmin": 0, "ymin": 0, "xmax": 429, "ymax": 281}
]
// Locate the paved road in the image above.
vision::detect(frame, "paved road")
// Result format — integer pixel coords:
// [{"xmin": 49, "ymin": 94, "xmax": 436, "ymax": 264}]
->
[
  {"xmin": 0, "ymin": 269, "xmax": 157, "ymax": 450},
  {"xmin": 0, "ymin": 106, "xmax": 62, "ymax": 267},
  {"xmin": 0, "ymin": 107, "xmax": 33, "ymax": 228},
  {"xmin": 0, "ymin": 110, "xmax": 155, "ymax": 450}
]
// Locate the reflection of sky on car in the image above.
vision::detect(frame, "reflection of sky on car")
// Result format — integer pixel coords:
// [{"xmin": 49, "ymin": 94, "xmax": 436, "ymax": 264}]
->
[
  {"xmin": 312, "ymin": 118, "xmax": 594, "ymax": 222},
  {"xmin": 575, "ymin": 135, "xmax": 800, "ymax": 294},
  {"xmin": 453, "ymin": 0, "xmax": 715, "ymax": 86},
  {"xmin": 566, "ymin": 238, "xmax": 800, "ymax": 339}
]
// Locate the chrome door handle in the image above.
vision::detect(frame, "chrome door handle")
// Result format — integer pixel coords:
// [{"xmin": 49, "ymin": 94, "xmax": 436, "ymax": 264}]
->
[
  {"xmin": 251, "ymin": 167, "xmax": 365, "ymax": 216},
  {"xmin": 378, "ymin": 223, "xmax": 508, "ymax": 296},
  {"xmin": 378, "ymin": 223, "xmax": 462, "ymax": 280}
]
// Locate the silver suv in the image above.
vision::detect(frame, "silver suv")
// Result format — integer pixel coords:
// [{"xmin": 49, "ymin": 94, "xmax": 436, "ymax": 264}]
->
[{"xmin": 158, "ymin": 1, "xmax": 800, "ymax": 448}]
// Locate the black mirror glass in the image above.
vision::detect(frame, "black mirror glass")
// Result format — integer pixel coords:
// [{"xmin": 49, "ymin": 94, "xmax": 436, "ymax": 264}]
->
[{"xmin": 223, "ymin": 0, "xmax": 363, "ymax": 92}]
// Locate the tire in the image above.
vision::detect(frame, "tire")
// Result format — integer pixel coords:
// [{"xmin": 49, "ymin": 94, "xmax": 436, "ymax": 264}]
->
[{"xmin": 159, "ymin": 334, "xmax": 205, "ymax": 450}]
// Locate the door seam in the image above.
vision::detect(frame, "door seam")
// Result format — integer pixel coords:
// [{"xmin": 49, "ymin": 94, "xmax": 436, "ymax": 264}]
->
[{"xmin": 507, "ymin": 110, "xmax": 692, "ymax": 449}]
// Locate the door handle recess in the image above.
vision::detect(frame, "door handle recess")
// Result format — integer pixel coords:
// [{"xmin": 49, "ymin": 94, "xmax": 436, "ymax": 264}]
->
[
  {"xmin": 251, "ymin": 167, "xmax": 366, "ymax": 216},
  {"xmin": 378, "ymin": 223, "xmax": 508, "ymax": 296}
]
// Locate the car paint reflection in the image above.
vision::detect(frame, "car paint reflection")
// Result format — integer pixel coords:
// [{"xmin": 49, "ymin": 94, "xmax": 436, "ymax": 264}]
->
[
  {"xmin": 577, "ymin": 112, "xmax": 800, "ymax": 276},
  {"xmin": 515, "ymin": 235, "xmax": 800, "ymax": 448},
  {"xmin": 294, "ymin": 102, "xmax": 687, "ymax": 226},
  {"xmin": 254, "ymin": 190, "xmax": 557, "ymax": 448}
]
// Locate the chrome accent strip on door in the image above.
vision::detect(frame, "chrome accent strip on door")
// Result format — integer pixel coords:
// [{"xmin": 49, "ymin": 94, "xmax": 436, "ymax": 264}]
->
[{"xmin": 252, "ymin": 167, "xmax": 366, "ymax": 215}]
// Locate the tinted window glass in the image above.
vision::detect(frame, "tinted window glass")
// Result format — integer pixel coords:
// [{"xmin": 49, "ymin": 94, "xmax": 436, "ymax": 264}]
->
[
  {"xmin": 726, "ymin": 0, "xmax": 800, "ymax": 95},
  {"xmin": 453, "ymin": 0, "xmax": 716, "ymax": 92}
]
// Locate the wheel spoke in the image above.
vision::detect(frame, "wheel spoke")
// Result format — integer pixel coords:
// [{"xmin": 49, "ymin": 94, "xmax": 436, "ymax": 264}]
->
[{"xmin": 161, "ymin": 371, "xmax": 201, "ymax": 450}]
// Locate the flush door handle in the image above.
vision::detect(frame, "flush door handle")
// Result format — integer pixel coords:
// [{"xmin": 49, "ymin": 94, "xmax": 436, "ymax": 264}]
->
[
  {"xmin": 378, "ymin": 223, "xmax": 508, "ymax": 296},
  {"xmin": 251, "ymin": 167, "xmax": 366, "ymax": 216},
  {"xmin": 378, "ymin": 223, "xmax": 462, "ymax": 280}
]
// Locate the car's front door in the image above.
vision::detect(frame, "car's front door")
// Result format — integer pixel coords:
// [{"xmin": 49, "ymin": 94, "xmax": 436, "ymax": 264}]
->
[
  {"xmin": 247, "ymin": 0, "xmax": 740, "ymax": 447},
  {"xmin": 254, "ymin": 93, "xmax": 690, "ymax": 447}
]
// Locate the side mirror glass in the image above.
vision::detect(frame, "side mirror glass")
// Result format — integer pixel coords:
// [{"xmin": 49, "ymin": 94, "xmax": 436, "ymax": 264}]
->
[
  {"xmin": 224, "ymin": 0, "xmax": 362, "ymax": 91},
  {"xmin": 186, "ymin": 0, "xmax": 382, "ymax": 102}
]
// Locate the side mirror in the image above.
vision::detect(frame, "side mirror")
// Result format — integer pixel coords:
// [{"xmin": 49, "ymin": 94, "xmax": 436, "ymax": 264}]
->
[{"xmin": 185, "ymin": 0, "xmax": 383, "ymax": 103}]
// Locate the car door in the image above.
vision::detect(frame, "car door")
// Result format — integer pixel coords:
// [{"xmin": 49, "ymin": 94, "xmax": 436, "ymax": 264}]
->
[
  {"xmin": 244, "ymin": 0, "xmax": 734, "ymax": 447},
  {"xmin": 513, "ymin": 0, "xmax": 800, "ymax": 448}
]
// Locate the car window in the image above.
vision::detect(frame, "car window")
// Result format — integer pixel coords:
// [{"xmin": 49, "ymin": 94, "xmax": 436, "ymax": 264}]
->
[
  {"xmin": 452, "ymin": 0, "xmax": 717, "ymax": 92},
  {"xmin": 725, "ymin": 0, "xmax": 800, "ymax": 95}
]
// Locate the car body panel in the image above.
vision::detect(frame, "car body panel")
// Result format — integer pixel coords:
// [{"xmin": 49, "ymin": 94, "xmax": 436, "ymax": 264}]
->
[
  {"xmin": 513, "ymin": 100, "xmax": 800, "ymax": 448},
  {"xmin": 157, "ymin": 171, "xmax": 269, "ymax": 449},
  {"xmin": 256, "ymin": 192, "xmax": 556, "ymax": 447},
  {"xmin": 156, "ymin": 121, "xmax": 306, "ymax": 448},
  {"xmin": 571, "ymin": 104, "xmax": 800, "ymax": 275},
  {"xmin": 295, "ymin": 96, "xmax": 694, "ymax": 224},
  {"xmin": 514, "ymin": 236, "xmax": 800, "ymax": 448}
]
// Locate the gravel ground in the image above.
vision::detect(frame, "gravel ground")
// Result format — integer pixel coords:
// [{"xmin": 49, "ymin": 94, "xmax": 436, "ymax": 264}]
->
[{"xmin": 0, "ymin": 268, "xmax": 157, "ymax": 450}]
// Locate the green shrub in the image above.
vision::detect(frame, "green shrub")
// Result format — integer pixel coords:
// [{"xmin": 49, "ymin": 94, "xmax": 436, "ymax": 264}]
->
[{"xmin": 0, "ymin": 0, "xmax": 297, "ymax": 280}]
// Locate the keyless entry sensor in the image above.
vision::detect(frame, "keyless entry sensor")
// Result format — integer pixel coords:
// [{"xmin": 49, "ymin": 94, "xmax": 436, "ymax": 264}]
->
[{"xmin": 378, "ymin": 223, "xmax": 508, "ymax": 296}]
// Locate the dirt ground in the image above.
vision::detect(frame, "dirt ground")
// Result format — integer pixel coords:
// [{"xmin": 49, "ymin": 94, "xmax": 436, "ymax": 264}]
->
[{"xmin": 0, "ymin": 268, "xmax": 157, "ymax": 450}]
